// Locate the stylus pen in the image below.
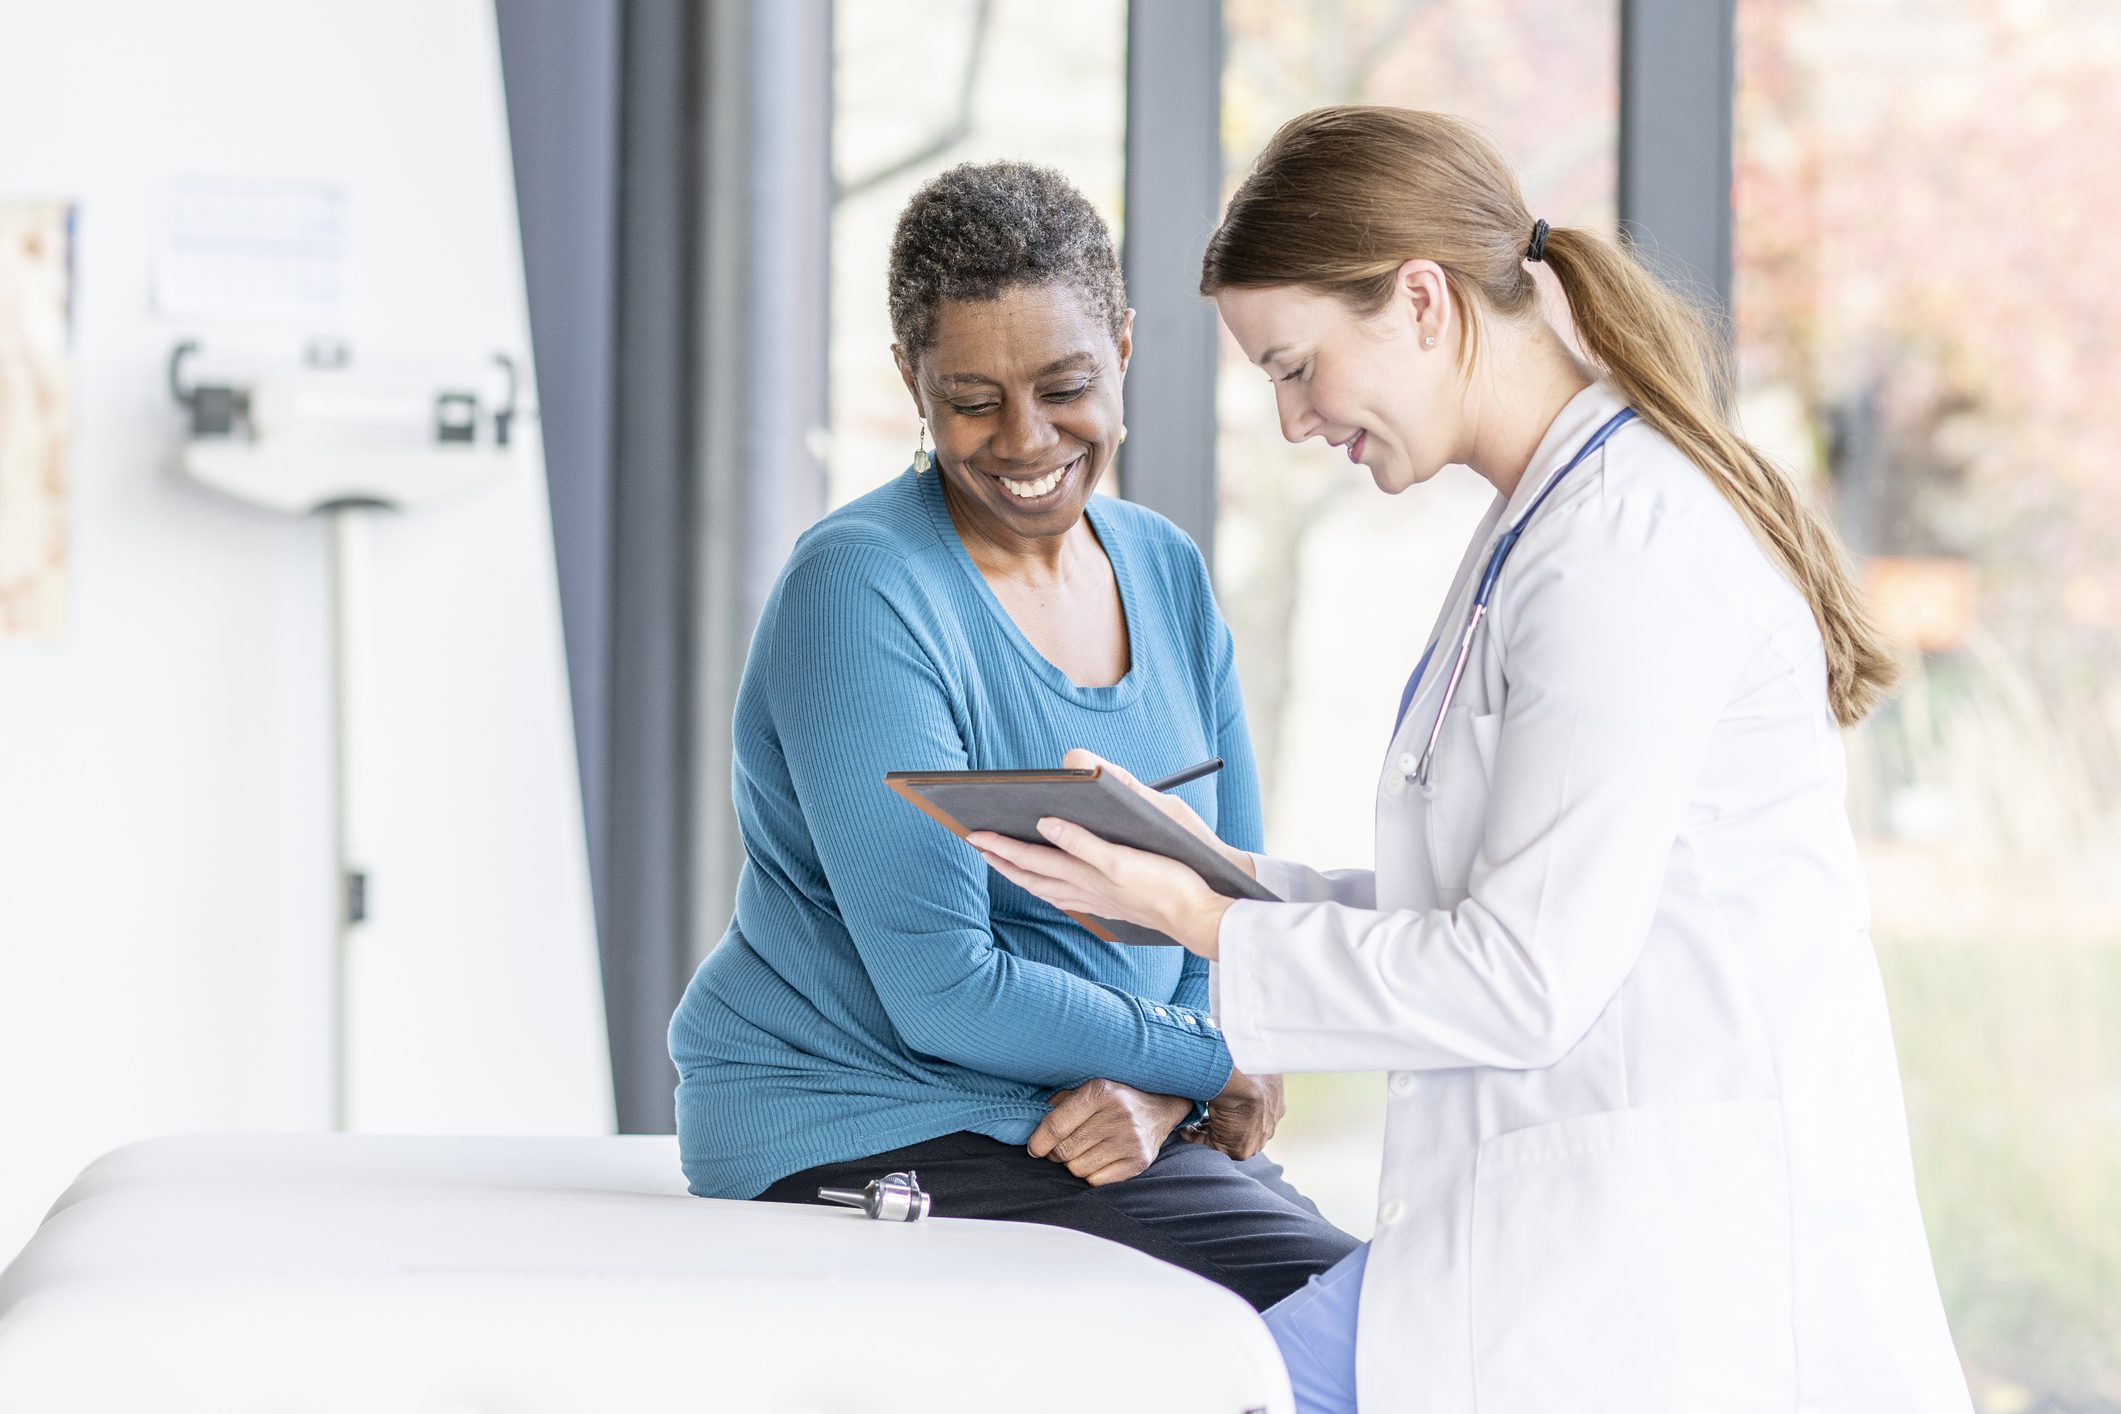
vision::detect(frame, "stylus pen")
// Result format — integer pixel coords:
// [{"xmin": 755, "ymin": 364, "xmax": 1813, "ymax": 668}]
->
[{"xmin": 1144, "ymin": 757, "xmax": 1224, "ymax": 793}]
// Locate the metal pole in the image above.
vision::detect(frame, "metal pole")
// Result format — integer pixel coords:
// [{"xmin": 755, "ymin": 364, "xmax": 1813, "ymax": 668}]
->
[
  {"xmin": 327, "ymin": 504, "xmax": 375, "ymax": 1132},
  {"xmin": 1121, "ymin": 0, "xmax": 1224, "ymax": 559},
  {"xmin": 1619, "ymin": 0, "xmax": 1737, "ymax": 322},
  {"xmin": 693, "ymin": 0, "xmax": 832, "ymax": 963}
]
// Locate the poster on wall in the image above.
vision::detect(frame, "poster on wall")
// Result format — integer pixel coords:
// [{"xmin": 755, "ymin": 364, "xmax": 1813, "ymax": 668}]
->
[
  {"xmin": 0, "ymin": 200, "xmax": 73, "ymax": 641},
  {"xmin": 156, "ymin": 178, "xmax": 348, "ymax": 325}
]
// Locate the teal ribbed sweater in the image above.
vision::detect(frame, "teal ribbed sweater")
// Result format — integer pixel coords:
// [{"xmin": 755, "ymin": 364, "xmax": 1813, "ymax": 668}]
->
[{"xmin": 669, "ymin": 468, "xmax": 1259, "ymax": 1199}]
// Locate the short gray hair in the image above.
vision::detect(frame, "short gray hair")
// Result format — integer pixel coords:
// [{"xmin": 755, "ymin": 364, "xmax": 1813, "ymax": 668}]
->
[{"xmin": 887, "ymin": 161, "xmax": 1126, "ymax": 365}]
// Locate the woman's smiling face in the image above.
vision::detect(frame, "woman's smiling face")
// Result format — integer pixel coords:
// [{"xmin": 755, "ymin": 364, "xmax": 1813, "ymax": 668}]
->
[
  {"xmin": 1214, "ymin": 271, "xmax": 1462, "ymax": 495},
  {"xmin": 898, "ymin": 282, "xmax": 1131, "ymax": 550}
]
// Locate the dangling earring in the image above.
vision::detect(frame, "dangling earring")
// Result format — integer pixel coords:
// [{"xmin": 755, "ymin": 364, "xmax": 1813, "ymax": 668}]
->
[{"xmin": 914, "ymin": 419, "xmax": 931, "ymax": 475}]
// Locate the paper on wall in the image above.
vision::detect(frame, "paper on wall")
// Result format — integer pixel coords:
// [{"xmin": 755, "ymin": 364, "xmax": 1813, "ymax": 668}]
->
[
  {"xmin": 0, "ymin": 200, "xmax": 73, "ymax": 641},
  {"xmin": 155, "ymin": 178, "xmax": 350, "ymax": 325}
]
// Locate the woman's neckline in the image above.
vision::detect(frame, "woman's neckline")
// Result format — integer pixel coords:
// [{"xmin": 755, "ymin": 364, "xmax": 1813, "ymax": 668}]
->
[{"xmin": 918, "ymin": 469, "xmax": 1146, "ymax": 711}]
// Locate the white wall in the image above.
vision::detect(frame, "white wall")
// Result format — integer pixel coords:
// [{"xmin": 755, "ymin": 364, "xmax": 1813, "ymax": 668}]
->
[{"xmin": 0, "ymin": 0, "xmax": 613, "ymax": 1262}]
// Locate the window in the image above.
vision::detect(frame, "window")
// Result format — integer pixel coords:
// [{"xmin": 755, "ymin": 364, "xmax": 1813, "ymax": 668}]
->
[
  {"xmin": 1736, "ymin": 1, "xmax": 2121, "ymax": 1405},
  {"xmin": 828, "ymin": 0, "xmax": 1128, "ymax": 510},
  {"xmin": 1217, "ymin": 0, "xmax": 1622, "ymax": 1237}
]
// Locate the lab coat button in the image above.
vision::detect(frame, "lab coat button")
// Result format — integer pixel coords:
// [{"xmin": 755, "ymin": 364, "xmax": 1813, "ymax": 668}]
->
[
  {"xmin": 1382, "ymin": 772, "xmax": 1405, "ymax": 798},
  {"xmin": 1378, "ymin": 1199, "xmax": 1406, "ymax": 1226},
  {"xmin": 1389, "ymin": 1072, "xmax": 1416, "ymax": 1097}
]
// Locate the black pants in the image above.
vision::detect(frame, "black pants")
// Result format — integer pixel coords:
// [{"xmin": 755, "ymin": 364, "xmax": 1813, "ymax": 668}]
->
[{"xmin": 757, "ymin": 1131, "xmax": 1359, "ymax": 1312}]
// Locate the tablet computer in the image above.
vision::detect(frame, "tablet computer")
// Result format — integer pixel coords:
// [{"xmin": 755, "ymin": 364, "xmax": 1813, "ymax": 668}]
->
[{"xmin": 885, "ymin": 766, "xmax": 1280, "ymax": 946}]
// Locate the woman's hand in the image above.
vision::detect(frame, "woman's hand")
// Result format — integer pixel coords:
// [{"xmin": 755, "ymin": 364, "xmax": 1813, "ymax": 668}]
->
[
  {"xmin": 1181, "ymin": 1069, "xmax": 1285, "ymax": 1162},
  {"xmin": 1060, "ymin": 749, "xmax": 1257, "ymax": 881},
  {"xmin": 968, "ymin": 749, "xmax": 1246, "ymax": 959},
  {"xmin": 1028, "ymin": 1079, "xmax": 1194, "ymax": 1186}
]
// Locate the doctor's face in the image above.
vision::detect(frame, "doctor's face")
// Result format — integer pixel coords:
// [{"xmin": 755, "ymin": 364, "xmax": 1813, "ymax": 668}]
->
[{"xmin": 1216, "ymin": 276, "xmax": 1464, "ymax": 494}]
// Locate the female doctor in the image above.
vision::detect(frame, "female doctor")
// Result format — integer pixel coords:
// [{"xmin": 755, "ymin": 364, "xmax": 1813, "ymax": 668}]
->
[{"xmin": 972, "ymin": 107, "xmax": 1972, "ymax": 1414}]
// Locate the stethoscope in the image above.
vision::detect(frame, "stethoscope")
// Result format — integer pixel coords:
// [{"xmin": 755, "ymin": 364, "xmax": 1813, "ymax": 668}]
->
[{"xmin": 1394, "ymin": 408, "xmax": 1638, "ymax": 792}]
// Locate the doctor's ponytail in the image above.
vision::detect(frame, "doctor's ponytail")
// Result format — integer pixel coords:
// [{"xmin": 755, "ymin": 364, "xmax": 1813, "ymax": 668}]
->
[
  {"xmin": 1202, "ymin": 106, "xmax": 1900, "ymax": 727},
  {"xmin": 1533, "ymin": 227, "xmax": 1899, "ymax": 725}
]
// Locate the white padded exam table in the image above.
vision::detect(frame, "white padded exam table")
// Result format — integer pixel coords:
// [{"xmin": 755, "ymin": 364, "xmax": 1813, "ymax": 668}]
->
[{"xmin": 0, "ymin": 1135, "xmax": 1292, "ymax": 1413}]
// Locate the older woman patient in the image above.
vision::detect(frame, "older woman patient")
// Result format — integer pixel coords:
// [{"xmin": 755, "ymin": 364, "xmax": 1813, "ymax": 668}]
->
[{"xmin": 667, "ymin": 161, "xmax": 1355, "ymax": 1310}]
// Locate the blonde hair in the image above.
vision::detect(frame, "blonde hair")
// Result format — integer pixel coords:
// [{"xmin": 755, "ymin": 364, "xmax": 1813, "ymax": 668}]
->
[{"xmin": 1202, "ymin": 106, "xmax": 1899, "ymax": 726}]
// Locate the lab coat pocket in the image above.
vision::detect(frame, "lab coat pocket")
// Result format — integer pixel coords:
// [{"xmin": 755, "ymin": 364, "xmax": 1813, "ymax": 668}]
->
[
  {"xmin": 1470, "ymin": 1101, "xmax": 1796, "ymax": 1414},
  {"xmin": 1423, "ymin": 707, "xmax": 1500, "ymax": 903}
]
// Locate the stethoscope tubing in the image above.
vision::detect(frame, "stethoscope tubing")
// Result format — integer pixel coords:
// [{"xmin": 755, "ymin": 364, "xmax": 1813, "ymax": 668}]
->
[{"xmin": 1409, "ymin": 408, "xmax": 1639, "ymax": 791}]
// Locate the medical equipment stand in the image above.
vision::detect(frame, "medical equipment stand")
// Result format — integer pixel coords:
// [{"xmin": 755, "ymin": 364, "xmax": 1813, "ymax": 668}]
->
[
  {"xmin": 328, "ymin": 502, "xmax": 373, "ymax": 1132},
  {"xmin": 171, "ymin": 343, "xmax": 518, "ymax": 1130}
]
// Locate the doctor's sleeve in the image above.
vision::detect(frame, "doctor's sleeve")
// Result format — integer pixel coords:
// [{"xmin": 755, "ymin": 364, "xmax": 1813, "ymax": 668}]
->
[
  {"xmin": 1212, "ymin": 509, "xmax": 1747, "ymax": 1075},
  {"xmin": 1247, "ymin": 855, "xmax": 1379, "ymax": 909},
  {"xmin": 769, "ymin": 547, "xmax": 1234, "ymax": 1101}
]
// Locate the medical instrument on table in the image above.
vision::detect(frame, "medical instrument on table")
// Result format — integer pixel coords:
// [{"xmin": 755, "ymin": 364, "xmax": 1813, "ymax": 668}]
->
[
  {"xmin": 1407, "ymin": 408, "xmax": 1638, "ymax": 791},
  {"xmin": 819, "ymin": 1170, "xmax": 932, "ymax": 1222},
  {"xmin": 1144, "ymin": 757, "xmax": 1224, "ymax": 793}
]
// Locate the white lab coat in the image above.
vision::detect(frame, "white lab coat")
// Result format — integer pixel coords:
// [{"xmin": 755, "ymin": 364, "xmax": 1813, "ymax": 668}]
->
[{"xmin": 1215, "ymin": 384, "xmax": 1971, "ymax": 1414}]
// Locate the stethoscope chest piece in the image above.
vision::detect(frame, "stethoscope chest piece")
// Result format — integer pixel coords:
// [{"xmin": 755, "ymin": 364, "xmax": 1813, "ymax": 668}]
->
[{"xmin": 818, "ymin": 1169, "xmax": 931, "ymax": 1222}]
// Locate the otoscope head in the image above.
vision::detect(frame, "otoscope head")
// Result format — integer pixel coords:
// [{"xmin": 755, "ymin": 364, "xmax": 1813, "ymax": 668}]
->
[{"xmin": 817, "ymin": 1170, "xmax": 930, "ymax": 1222}]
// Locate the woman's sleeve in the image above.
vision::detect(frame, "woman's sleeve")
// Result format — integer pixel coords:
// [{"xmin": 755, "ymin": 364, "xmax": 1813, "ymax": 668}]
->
[
  {"xmin": 769, "ymin": 547, "xmax": 1233, "ymax": 1100},
  {"xmin": 1212, "ymin": 509, "xmax": 1746, "ymax": 1075}
]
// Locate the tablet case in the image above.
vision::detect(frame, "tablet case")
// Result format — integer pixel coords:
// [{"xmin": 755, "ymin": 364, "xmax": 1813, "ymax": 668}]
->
[{"xmin": 885, "ymin": 767, "xmax": 1280, "ymax": 946}]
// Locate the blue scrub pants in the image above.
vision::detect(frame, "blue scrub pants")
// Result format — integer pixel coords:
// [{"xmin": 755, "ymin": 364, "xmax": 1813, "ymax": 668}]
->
[{"xmin": 1263, "ymin": 1241, "xmax": 1368, "ymax": 1412}]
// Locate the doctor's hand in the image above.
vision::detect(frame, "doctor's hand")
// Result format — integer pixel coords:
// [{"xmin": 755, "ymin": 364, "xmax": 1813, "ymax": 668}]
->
[
  {"xmin": 969, "ymin": 816, "xmax": 1234, "ymax": 960},
  {"xmin": 1059, "ymin": 749, "xmax": 1257, "ymax": 881},
  {"xmin": 1028, "ymin": 1079, "xmax": 1193, "ymax": 1186},
  {"xmin": 1182, "ymin": 1069, "xmax": 1286, "ymax": 1163}
]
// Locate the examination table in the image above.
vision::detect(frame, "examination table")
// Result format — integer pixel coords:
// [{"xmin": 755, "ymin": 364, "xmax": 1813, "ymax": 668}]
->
[{"xmin": 0, "ymin": 1134, "xmax": 1292, "ymax": 1413}]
